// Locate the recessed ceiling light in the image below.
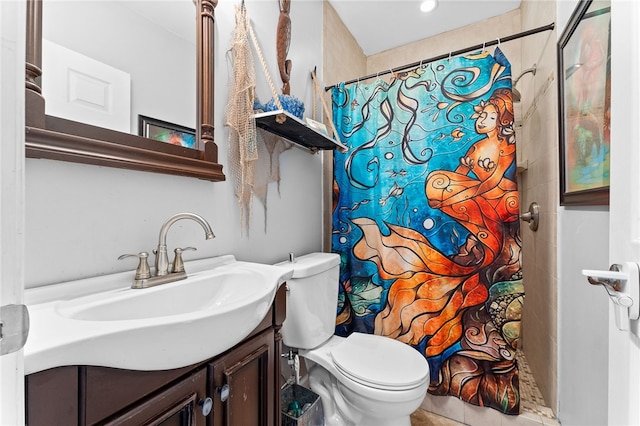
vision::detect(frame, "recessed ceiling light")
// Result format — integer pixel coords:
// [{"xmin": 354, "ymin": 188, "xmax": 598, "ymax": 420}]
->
[{"xmin": 420, "ymin": 0, "xmax": 438, "ymax": 13}]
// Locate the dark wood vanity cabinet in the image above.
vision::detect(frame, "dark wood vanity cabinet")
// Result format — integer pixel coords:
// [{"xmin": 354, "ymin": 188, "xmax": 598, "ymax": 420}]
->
[
  {"xmin": 209, "ymin": 329, "xmax": 275, "ymax": 426},
  {"xmin": 26, "ymin": 285, "xmax": 286, "ymax": 426},
  {"xmin": 101, "ymin": 367, "xmax": 208, "ymax": 426}
]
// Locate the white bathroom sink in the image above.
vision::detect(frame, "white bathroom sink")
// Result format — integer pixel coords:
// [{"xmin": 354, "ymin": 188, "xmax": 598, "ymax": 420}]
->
[
  {"xmin": 56, "ymin": 269, "xmax": 267, "ymax": 321},
  {"xmin": 24, "ymin": 255, "xmax": 293, "ymax": 374}
]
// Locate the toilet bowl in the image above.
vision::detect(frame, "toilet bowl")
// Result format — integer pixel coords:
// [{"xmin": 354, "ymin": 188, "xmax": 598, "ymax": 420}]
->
[{"xmin": 279, "ymin": 252, "xmax": 429, "ymax": 426}]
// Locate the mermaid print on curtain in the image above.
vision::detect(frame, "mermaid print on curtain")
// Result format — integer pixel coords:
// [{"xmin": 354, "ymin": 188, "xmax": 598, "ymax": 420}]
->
[{"xmin": 331, "ymin": 48, "xmax": 523, "ymax": 415}]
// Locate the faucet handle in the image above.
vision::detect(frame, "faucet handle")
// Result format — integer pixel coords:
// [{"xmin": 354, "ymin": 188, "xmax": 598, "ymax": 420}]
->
[
  {"xmin": 172, "ymin": 247, "xmax": 196, "ymax": 273},
  {"xmin": 118, "ymin": 252, "xmax": 151, "ymax": 280}
]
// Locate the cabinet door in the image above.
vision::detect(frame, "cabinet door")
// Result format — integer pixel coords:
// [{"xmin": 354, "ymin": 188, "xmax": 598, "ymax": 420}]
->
[
  {"xmin": 26, "ymin": 366, "xmax": 79, "ymax": 426},
  {"xmin": 102, "ymin": 367, "xmax": 209, "ymax": 426},
  {"xmin": 209, "ymin": 329, "xmax": 275, "ymax": 426},
  {"xmin": 84, "ymin": 364, "xmax": 194, "ymax": 425}
]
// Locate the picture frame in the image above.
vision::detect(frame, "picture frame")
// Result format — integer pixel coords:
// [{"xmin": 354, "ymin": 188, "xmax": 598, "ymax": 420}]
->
[
  {"xmin": 138, "ymin": 115, "xmax": 196, "ymax": 149},
  {"xmin": 558, "ymin": 0, "xmax": 611, "ymax": 206}
]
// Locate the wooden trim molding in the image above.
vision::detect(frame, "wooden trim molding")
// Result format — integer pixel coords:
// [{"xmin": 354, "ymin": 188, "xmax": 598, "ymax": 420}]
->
[{"xmin": 26, "ymin": 125, "xmax": 224, "ymax": 181}]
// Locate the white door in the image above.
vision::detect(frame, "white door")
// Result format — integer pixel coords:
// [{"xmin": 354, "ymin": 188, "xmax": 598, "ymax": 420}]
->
[
  {"xmin": 0, "ymin": 1, "xmax": 27, "ymax": 424},
  {"xmin": 607, "ymin": 1, "xmax": 640, "ymax": 424}
]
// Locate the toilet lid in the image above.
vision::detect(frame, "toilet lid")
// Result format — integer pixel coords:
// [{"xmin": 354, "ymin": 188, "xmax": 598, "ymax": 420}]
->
[{"xmin": 330, "ymin": 332, "xmax": 429, "ymax": 390}]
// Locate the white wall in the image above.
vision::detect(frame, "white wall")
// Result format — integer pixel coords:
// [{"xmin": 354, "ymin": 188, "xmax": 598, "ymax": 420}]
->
[
  {"xmin": 558, "ymin": 208, "xmax": 609, "ymax": 425},
  {"xmin": 556, "ymin": 1, "xmax": 610, "ymax": 425},
  {"xmin": 25, "ymin": 0, "xmax": 325, "ymax": 288}
]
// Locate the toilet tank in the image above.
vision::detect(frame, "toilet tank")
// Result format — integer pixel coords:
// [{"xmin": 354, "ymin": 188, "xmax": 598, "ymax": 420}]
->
[{"xmin": 280, "ymin": 252, "xmax": 340, "ymax": 349}]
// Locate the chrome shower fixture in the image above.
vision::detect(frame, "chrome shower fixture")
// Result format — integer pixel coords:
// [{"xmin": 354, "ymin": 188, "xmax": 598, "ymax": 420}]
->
[{"xmin": 512, "ymin": 64, "xmax": 537, "ymax": 102}]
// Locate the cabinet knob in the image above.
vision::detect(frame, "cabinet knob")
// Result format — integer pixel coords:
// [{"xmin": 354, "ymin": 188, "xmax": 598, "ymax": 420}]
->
[
  {"xmin": 198, "ymin": 397, "xmax": 213, "ymax": 416},
  {"xmin": 216, "ymin": 384, "xmax": 230, "ymax": 402}
]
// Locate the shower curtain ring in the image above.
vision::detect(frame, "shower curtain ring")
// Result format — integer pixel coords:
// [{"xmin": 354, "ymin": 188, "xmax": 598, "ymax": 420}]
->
[
  {"xmin": 482, "ymin": 41, "xmax": 486, "ymax": 52},
  {"xmin": 497, "ymin": 37, "xmax": 501, "ymax": 47},
  {"xmin": 448, "ymin": 51, "xmax": 452, "ymax": 62}
]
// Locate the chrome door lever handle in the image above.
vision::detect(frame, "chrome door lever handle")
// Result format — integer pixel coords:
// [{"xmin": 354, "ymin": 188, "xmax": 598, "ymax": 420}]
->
[
  {"xmin": 582, "ymin": 263, "xmax": 640, "ymax": 331},
  {"xmin": 584, "ymin": 265, "xmax": 626, "ymax": 291},
  {"xmin": 587, "ymin": 275, "xmax": 623, "ymax": 291}
]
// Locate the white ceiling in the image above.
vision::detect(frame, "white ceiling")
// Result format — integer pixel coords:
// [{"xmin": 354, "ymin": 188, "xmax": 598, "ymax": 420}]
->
[
  {"xmin": 327, "ymin": 0, "xmax": 522, "ymax": 56},
  {"xmin": 118, "ymin": 0, "xmax": 522, "ymax": 56}
]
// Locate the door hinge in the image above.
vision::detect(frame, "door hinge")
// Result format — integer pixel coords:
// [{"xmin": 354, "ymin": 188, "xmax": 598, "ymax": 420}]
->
[{"xmin": 0, "ymin": 304, "xmax": 29, "ymax": 356}]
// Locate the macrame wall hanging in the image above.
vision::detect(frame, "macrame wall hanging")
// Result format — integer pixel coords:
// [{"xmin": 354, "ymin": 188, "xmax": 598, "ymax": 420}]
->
[
  {"xmin": 225, "ymin": 2, "xmax": 295, "ymax": 235},
  {"xmin": 225, "ymin": 4, "xmax": 257, "ymax": 235}
]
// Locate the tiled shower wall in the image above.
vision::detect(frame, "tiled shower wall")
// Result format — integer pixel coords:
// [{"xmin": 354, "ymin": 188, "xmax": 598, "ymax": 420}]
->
[
  {"xmin": 322, "ymin": 1, "xmax": 366, "ymax": 251},
  {"xmin": 322, "ymin": 0, "xmax": 560, "ymax": 414},
  {"xmin": 517, "ymin": 0, "xmax": 559, "ymax": 413}
]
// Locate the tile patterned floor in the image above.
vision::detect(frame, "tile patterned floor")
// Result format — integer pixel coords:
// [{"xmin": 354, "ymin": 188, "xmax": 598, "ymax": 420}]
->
[
  {"xmin": 411, "ymin": 350, "xmax": 560, "ymax": 426},
  {"xmin": 517, "ymin": 349, "xmax": 556, "ymax": 421}
]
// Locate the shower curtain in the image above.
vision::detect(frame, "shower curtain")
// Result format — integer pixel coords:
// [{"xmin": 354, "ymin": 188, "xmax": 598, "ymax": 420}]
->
[{"xmin": 331, "ymin": 48, "xmax": 523, "ymax": 415}]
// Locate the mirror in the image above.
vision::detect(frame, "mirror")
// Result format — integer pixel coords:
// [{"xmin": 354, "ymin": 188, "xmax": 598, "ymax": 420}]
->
[
  {"xmin": 24, "ymin": 0, "xmax": 224, "ymax": 182},
  {"xmin": 41, "ymin": 1, "xmax": 195, "ymax": 138}
]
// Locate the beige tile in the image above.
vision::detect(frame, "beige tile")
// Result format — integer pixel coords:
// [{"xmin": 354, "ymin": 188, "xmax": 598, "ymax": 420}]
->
[
  {"xmin": 537, "ymin": 406, "xmax": 555, "ymax": 419},
  {"xmin": 420, "ymin": 393, "xmax": 434, "ymax": 412},
  {"xmin": 429, "ymin": 395, "xmax": 466, "ymax": 424},
  {"xmin": 541, "ymin": 416, "xmax": 561, "ymax": 426},
  {"xmin": 521, "ymin": 0, "xmax": 556, "ymax": 31},
  {"xmin": 463, "ymin": 403, "xmax": 506, "ymax": 426},
  {"xmin": 503, "ymin": 410, "xmax": 544, "ymax": 426},
  {"xmin": 366, "ymin": 10, "xmax": 522, "ymax": 77},
  {"xmin": 322, "ymin": 1, "xmax": 366, "ymax": 86},
  {"xmin": 411, "ymin": 409, "xmax": 467, "ymax": 426}
]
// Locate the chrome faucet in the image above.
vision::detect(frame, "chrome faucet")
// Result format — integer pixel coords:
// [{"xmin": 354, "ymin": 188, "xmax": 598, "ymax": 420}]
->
[
  {"xmin": 119, "ymin": 212, "xmax": 215, "ymax": 289},
  {"xmin": 155, "ymin": 212, "xmax": 215, "ymax": 276}
]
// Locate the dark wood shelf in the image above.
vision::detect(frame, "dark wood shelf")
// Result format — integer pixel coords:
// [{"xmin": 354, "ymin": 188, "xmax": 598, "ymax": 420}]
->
[{"xmin": 254, "ymin": 110, "xmax": 347, "ymax": 151}]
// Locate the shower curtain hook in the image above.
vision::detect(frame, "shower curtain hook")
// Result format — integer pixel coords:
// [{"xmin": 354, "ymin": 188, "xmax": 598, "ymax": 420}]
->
[
  {"xmin": 497, "ymin": 37, "xmax": 501, "ymax": 48},
  {"xmin": 448, "ymin": 51, "xmax": 452, "ymax": 62},
  {"xmin": 482, "ymin": 41, "xmax": 486, "ymax": 52},
  {"xmin": 419, "ymin": 59, "xmax": 424, "ymax": 69}
]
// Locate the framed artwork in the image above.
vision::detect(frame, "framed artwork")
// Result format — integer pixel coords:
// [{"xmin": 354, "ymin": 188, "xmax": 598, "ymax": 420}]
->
[
  {"xmin": 558, "ymin": 0, "xmax": 611, "ymax": 206},
  {"xmin": 138, "ymin": 115, "xmax": 196, "ymax": 149}
]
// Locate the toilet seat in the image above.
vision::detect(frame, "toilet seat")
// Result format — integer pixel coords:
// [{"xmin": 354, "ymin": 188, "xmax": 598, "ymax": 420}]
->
[{"xmin": 330, "ymin": 332, "xmax": 429, "ymax": 391}]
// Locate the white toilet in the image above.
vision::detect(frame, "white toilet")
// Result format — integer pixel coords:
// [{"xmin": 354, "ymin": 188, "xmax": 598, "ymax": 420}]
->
[{"xmin": 280, "ymin": 252, "xmax": 430, "ymax": 426}]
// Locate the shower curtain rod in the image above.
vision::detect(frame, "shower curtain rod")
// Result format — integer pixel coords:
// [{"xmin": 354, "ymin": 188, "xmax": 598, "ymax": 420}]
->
[{"xmin": 324, "ymin": 22, "xmax": 555, "ymax": 91}]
